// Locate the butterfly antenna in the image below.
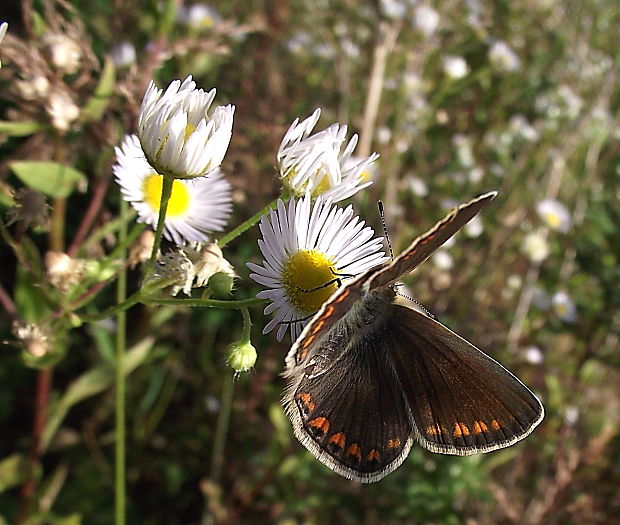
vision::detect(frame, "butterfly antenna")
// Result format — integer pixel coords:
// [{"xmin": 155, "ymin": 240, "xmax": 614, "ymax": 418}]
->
[
  {"xmin": 393, "ymin": 284, "xmax": 437, "ymax": 320},
  {"xmin": 377, "ymin": 200, "xmax": 394, "ymax": 260}
]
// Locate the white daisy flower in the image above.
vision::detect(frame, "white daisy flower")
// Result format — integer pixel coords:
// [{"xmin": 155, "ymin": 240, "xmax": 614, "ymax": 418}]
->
[
  {"xmin": 551, "ymin": 290, "xmax": 577, "ymax": 323},
  {"xmin": 412, "ymin": 5, "xmax": 440, "ymax": 37},
  {"xmin": 488, "ymin": 40, "xmax": 521, "ymax": 72},
  {"xmin": 277, "ymin": 108, "xmax": 379, "ymax": 202},
  {"xmin": 536, "ymin": 198, "xmax": 571, "ymax": 232},
  {"xmin": 442, "ymin": 55, "xmax": 469, "ymax": 79},
  {"xmin": 113, "ymin": 134, "xmax": 232, "ymax": 246},
  {"xmin": 248, "ymin": 196, "xmax": 388, "ymax": 341},
  {"xmin": 521, "ymin": 230, "xmax": 550, "ymax": 263},
  {"xmin": 138, "ymin": 75, "xmax": 234, "ymax": 179}
]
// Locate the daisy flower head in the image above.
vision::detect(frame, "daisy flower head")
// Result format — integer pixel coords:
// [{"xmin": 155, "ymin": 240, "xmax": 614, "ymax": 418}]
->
[
  {"xmin": 113, "ymin": 134, "xmax": 232, "ymax": 246},
  {"xmin": 248, "ymin": 195, "xmax": 388, "ymax": 341},
  {"xmin": 277, "ymin": 108, "xmax": 379, "ymax": 202},
  {"xmin": 536, "ymin": 198, "xmax": 571, "ymax": 232},
  {"xmin": 138, "ymin": 75, "xmax": 234, "ymax": 179}
]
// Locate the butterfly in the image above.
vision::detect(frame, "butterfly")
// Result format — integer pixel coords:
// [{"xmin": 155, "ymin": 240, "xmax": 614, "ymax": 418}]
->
[{"xmin": 282, "ymin": 191, "xmax": 544, "ymax": 483}]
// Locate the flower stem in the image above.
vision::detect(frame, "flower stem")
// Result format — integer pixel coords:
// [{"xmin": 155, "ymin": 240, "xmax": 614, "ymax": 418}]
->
[
  {"xmin": 148, "ymin": 174, "xmax": 174, "ymax": 265},
  {"xmin": 217, "ymin": 198, "xmax": 279, "ymax": 249},
  {"xmin": 146, "ymin": 297, "xmax": 265, "ymax": 309},
  {"xmin": 115, "ymin": 199, "xmax": 128, "ymax": 525}
]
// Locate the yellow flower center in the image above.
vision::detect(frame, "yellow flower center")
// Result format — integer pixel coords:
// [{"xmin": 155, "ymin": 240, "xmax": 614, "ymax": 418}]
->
[
  {"xmin": 282, "ymin": 250, "xmax": 339, "ymax": 314},
  {"xmin": 543, "ymin": 212, "xmax": 561, "ymax": 230},
  {"xmin": 184, "ymin": 122, "xmax": 196, "ymax": 142},
  {"xmin": 142, "ymin": 174, "xmax": 191, "ymax": 217}
]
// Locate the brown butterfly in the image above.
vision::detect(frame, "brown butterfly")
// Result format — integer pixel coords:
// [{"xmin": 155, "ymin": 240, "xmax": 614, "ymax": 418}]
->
[{"xmin": 282, "ymin": 191, "xmax": 544, "ymax": 482}]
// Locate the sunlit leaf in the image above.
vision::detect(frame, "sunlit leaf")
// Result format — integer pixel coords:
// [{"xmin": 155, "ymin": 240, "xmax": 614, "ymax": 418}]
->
[{"xmin": 9, "ymin": 161, "xmax": 87, "ymax": 199}]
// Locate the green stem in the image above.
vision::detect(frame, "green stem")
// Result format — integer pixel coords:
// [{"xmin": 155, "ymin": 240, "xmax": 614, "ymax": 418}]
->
[
  {"xmin": 240, "ymin": 306, "xmax": 252, "ymax": 343},
  {"xmin": 148, "ymin": 175, "xmax": 174, "ymax": 265},
  {"xmin": 209, "ymin": 372, "xmax": 234, "ymax": 488},
  {"xmin": 217, "ymin": 198, "xmax": 279, "ymax": 249},
  {"xmin": 146, "ymin": 297, "xmax": 265, "ymax": 309},
  {"xmin": 115, "ymin": 199, "xmax": 128, "ymax": 525}
]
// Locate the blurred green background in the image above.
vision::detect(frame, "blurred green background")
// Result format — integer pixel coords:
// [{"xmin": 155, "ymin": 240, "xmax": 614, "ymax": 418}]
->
[{"xmin": 0, "ymin": 0, "xmax": 619, "ymax": 524}]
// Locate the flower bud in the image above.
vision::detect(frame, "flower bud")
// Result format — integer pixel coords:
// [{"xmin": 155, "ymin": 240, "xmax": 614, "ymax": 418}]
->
[
  {"xmin": 226, "ymin": 340, "xmax": 257, "ymax": 373},
  {"xmin": 209, "ymin": 271, "xmax": 235, "ymax": 297}
]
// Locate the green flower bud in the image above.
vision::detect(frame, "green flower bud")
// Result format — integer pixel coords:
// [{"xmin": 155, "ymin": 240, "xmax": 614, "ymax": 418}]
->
[
  {"xmin": 226, "ymin": 340, "xmax": 257, "ymax": 373},
  {"xmin": 209, "ymin": 271, "xmax": 235, "ymax": 297}
]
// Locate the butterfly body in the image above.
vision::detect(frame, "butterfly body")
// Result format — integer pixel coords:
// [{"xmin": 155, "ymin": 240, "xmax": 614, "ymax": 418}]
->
[{"xmin": 282, "ymin": 192, "xmax": 544, "ymax": 483}]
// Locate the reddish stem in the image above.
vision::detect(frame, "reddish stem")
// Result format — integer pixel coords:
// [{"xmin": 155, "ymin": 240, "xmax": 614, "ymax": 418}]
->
[
  {"xmin": 16, "ymin": 368, "xmax": 53, "ymax": 525},
  {"xmin": 67, "ymin": 175, "xmax": 110, "ymax": 257}
]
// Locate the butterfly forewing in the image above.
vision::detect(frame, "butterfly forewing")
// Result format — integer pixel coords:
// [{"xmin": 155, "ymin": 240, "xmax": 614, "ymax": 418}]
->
[
  {"xmin": 368, "ymin": 191, "xmax": 497, "ymax": 291},
  {"xmin": 284, "ymin": 323, "xmax": 414, "ymax": 483},
  {"xmin": 387, "ymin": 304, "xmax": 544, "ymax": 454}
]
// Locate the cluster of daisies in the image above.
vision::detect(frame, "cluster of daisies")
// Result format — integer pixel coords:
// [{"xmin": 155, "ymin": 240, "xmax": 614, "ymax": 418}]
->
[{"xmin": 116, "ymin": 76, "xmax": 386, "ymax": 341}]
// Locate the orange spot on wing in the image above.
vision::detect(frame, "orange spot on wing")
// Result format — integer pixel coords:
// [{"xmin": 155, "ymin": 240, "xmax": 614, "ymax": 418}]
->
[
  {"xmin": 345, "ymin": 443, "xmax": 362, "ymax": 461},
  {"xmin": 328, "ymin": 432, "xmax": 346, "ymax": 449},
  {"xmin": 311, "ymin": 320, "xmax": 325, "ymax": 334},
  {"xmin": 491, "ymin": 419, "xmax": 501, "ymax": 431},
  {"xmin": 366, "ymin": 449, "xmax": 381, "ymax": 462},
  {"xmin": 333, "ymin": 290, "xmax": 351, "ymax": 303},
  {"xmin": 302, "ymin": 334, "xmax": 316, "ymax": 349},
  {"xmin": 298, "ymin": 393, "xmax": 315, "ymax": 412},
  {"xmin": 473, "ymin": 420, "xmax": 488, "ymax": 434},
  {"xmin": 425, "ymin": 424, "xmax": 443, "ymax": 436},
  {"xmin": 453, "ymin": 422, "xmax": 470, "ymax": 438},
  {"xmin": 387, "ymin": 438, "xmax": 401, "ymax": 449},
  {"xmin": 309, "ymin": 417, "xmax": 329, "ymax": 434}
]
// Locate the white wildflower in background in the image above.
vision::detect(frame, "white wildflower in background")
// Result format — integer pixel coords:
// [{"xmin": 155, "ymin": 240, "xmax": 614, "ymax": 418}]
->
[
  {"xmin": 113, "ymin": 134, "xmax": 232, "ymax": 245},
  {"xmin": 464, "ymin": 215, "xmax": 483, "ymax": 237},
  {"xmin": 412, "ymin": 5, "xmax": 440, "ymax": 36},
  {"xmin": 407, "ymin": 176, "xmax": 429, "ymax": 197},
  {"xmin": 488, "ymin": 40, "xmax": 521, "ymax": 72},
  {"xmin": 15, "ymin": 75, "xmax": 51, "ymax": 101},
  {"xmin": 509, "ymin": 114, "xmax": 539, "ymax": 142},
  {"xmin": 182, "ymin": 242, "xmax": 237, "ymax": 288},
  {"xmin": 43, "ymin": 33, "xmax": 82, "ymax": 74},
  {"xmin": 523, "ymin": 346, "xmax": 544, "ymax": 364},
  {"xmin": 248, "ymin": 196, "xmax": 387, "ymax": 340},
  {"xmin": 45, "ymin": 251, "xmax": 85, "ymax": 293},
  {"xmin": 178, "ymin": 3, "xmax": 222, "ymax": 29},
  {"xmin": 521, "ymin": 230, "xmax": 550, "ymax": 263},
  {"xmin": 110, "ymin": 42, "xmax": 137, "ymax": 68},
  {"xmin": 380, "ymin": 0, "xmax": 408, "ymax": 19},
  {"xmin": 442, "ymin": 55, "xmax": 469, "ymax": 79},
  {"xmin": 432, "ymin": 250, "xmax": 454, "ymax": 271},
  {"xmin": 536, "ymin": 199, "xmax": 571, "ymax": 232},
  {"xmin": 0, "ymin": 22, "xmax": 7, "ymax": 67},
  {"xmin": 452, "ymin": 134, "xmax": 475, "ymax": 167},
  {"xmin": 47, "ymin": 91, "xmax": 80, "ymax": 131},
  {"xmin": 277, "ymin": 109, "xmax": 379, "ymax": 202},
  {"xmin": 138, "ymin": 75, "xmax": 234, "ymax": 179},
  {"xmin": 552, "ymin": 291, "xmax": 577, "ymax": 323},
  {"xmin": 12, "ymin": 321, "xmax": 52, "ymax": 358}
]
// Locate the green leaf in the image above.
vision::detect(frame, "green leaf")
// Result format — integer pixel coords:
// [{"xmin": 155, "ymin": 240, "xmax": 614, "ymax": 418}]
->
[
  {"xmin": 0, "ymin": 454, "xmax": 29, "ymax": 493},
  {"xmin": 81, "ymin": 57, "xmax": 116, "ymax": 123},
  {"xmin": 41, "ymin": 337, "xmax": 154, "ymax": 451},
  {"xmin": 0, "ymin": 120, "xmax": 47, "ymax": 136},
  {"xmin": 9, "ymin": 161, "xmax": 87, "ymax": 198}
]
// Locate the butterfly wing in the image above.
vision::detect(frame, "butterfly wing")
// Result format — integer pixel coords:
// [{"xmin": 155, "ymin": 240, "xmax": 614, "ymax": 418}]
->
[
  {"xmin": 368, "ymin": 191, "xmax": 497, "ymax": 291},
  {"xmin": 283, "ymin": 317, "xmax": 414, "ymax": 483},
  {"xmin": 386, "ymin": 303, "xmax": 544, "ymax": 454}
]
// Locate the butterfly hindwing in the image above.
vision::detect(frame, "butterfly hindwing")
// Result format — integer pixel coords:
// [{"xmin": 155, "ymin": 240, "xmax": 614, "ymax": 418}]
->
[
  {"xmin": 284, "ymin": 313, "xmax": 414, "ymax": 483},
  {"xmin": 386, "ymin": 304, "xmax": 544, "ymax": 454},
  {"xmin": 368, "ymin": 191, "xmax": 497, "ymax": 291}
]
